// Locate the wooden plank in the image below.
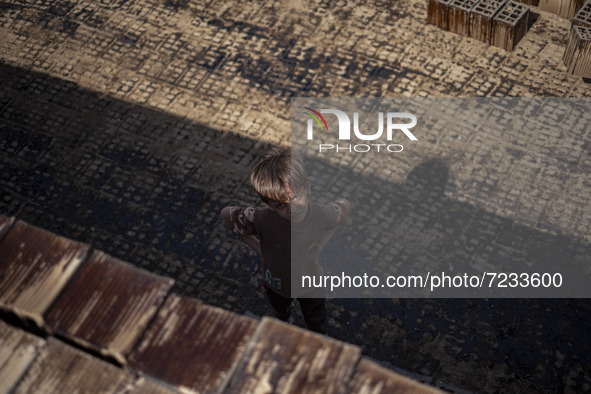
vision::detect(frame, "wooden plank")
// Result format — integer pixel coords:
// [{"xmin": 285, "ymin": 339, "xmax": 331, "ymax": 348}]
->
[
  {"xmin": 492, "ymin": 1, "xmax": 530, "ymax": 51},
  {"xmin": 0, "ymin": 320, "xmax": 46, "ymax": 394},
  {"xmin": 0, "ymin": 220, "xmax": 90, "ymax": 327},
  {"xmin": 348, "ymin": 358, "xmax": 442, "ymax": 393},
  {"xmin": 223, "ymin": 317, "xmax": 361, "ymax": 394},
  {"xmin": 427, "ymin": 0, "xmax": 452, "ymax": 30},
  {"xmin": 0, "ymin": 215, "xmax": 14, "ymax": 243},
  {"xmin": 448, "ymin": 0, "xmax": 481, "ymax": 36},
  {"xmin": 470, "ymin": 0, "xmax": 507, "ymax": 43},
  {"xmin": 12, "ymin": 338, "xmax": 134, "ymax": 393},
  {"xmin": 130, "ymin": 295, "xmax": 257, "ymax": 393},
  {"xmin": 45, "ymin": 251, "xmax": 174, "ymax": 365}
]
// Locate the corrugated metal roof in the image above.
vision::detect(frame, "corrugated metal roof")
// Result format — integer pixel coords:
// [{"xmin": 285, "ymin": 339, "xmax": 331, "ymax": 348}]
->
[
  {"xmin": 45, "ymin": 251, "xmax": 174, "ymax": 364},
  {"xmin": 0, "ymin": 320, "xmax": 46, "ymax": 393},
  {"xmin": 0, "ymin": 315, "xmax": 177, "ymax": 394},
  {"xmin": 122, "ymin": 376, "xmax": 179, "ymax": 394},
  {"xmin": 130, "ymin": 295, "xmax": 257, "ymax": 393},
  {"xmin": 0, "ymin": 215, "xmax": 14, "ymax": 242},
  {"xmin": 0, "ymin": 218, "xmax": 441, "ymax": 393},
  {"xmin": 0, "ymin": 220, "xmax": 90, "ymax": 327},
  {"xmin": 224, "ymin": 317, "xmax": 361, "ymax": 394},
  {"xmin": 12, "ymin": 338, "xmax": 134, "ymax": 393},
  {"xmin": 349, "ymin": 359, "xmax": 443, "ymax": 393}
]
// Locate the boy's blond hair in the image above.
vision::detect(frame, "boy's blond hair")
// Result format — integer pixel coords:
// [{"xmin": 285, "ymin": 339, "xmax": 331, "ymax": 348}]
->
[{"xmin": 250, "ymin": 147, "xmax": 308, "ymax": 203}]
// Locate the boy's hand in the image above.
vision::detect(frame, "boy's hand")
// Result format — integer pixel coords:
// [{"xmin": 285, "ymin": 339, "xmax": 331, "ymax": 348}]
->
[
  {"xmin": 221, "ymin": 206, "xmax": 262, "ymax": 256},
  {"xmin": 333, "ymin": 198, "xmax": 350, "ymax": 226},
  {"xmin": 334, "ymin": 198, "xmax": 350, "ymax": 216}
]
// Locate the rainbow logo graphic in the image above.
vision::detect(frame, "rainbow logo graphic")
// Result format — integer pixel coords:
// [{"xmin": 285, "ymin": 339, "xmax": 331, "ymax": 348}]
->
[{"xmin": 302, "ymin": 107, "xmax": 328, "ymax": 132}]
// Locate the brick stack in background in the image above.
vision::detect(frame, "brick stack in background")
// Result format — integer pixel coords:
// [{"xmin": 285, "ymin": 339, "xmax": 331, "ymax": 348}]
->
[
  {"xmin": 563, "ymin": 25, "xmax": 591, "ymax": 77},
  {"xmin": 491, "ymin": 1, "xmax": 531, "ymax": 50},
  {"xmin": 563, "ymin": 0, "xmax": 591, "ymax": 78},
  {"xmin": 539, "ymin": 0, "xmax": 586, "ymax": 19},
  {"xmin": 427, "ymin": 0, "xmax": 453, "ymax": 29},
  {"xmin": 572, "ymin": 0, "xmax": 591, "ymax": 27},
  {"xmin": 539, "ymin": 0, "xmax": 564, "ymax": 16},
  {"xmin": 470, "ymin": 0, "xmax": 508, "ymax": 43},
  {"xmin": 448, "ymin": 0, "xmax": 481, "ymax": 36},
  {"xmin": 427, "ymin": 0, "xmax": 531, "ymax": 50}
]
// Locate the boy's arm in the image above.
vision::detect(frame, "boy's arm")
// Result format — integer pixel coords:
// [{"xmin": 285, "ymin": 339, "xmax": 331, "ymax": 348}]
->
[{"xmin": 221, "ymin": 206, "xmax": 262, "ymax": 256}]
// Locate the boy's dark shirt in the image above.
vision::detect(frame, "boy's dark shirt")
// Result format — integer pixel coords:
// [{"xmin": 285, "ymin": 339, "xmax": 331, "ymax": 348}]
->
[{"xmin": 227, "ymin": 200, "xmax": 348, "ymax": 298}]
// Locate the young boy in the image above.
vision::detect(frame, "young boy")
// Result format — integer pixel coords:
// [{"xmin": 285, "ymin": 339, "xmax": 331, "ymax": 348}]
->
[{"xmin": 221, "ymin": 147, "xmax": 349, "ymax": 334}]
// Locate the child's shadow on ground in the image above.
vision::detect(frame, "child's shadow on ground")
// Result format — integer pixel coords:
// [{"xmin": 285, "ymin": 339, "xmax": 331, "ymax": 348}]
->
[
  {"xmin": 315, "ymin": 157, "xmax": 591, "ymax": 389},
  {"xmin": 311, "ymin": 159, "xmax": 591, "ymax": 390},
  {"xmin": 320, "ymin": 157, "xmax": 589, "ymax": 298}
]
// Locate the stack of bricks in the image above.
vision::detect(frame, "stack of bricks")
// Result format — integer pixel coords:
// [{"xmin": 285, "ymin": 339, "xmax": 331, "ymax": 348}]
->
[
  {"xmin": 470, "ymin": 0, "xmax": 508, "ymax": 43},
  {"xmin": 572, "ymin": 0, "xmax": 591, "ymax": 27},
  {"xmin": 563, "ymin": 1, "xmax": 591, "ymax": 78},
  {"xmin": 448, "ymin": 0, "xmax": 481, "ymax": 36},
  {"xmin": 539, "ymin": 0, "xmax": 586, "ymax": 19},
  {"xmin": 427, "ymin": 0, "xmax": 531, "ymax": 50},
  {"xmin": 491, "ymin": 1, "xmax": 531, "ymax": 50},
  {"xmin": 428, "ymin": 0, "xmax": 453, "ymax": 29}
]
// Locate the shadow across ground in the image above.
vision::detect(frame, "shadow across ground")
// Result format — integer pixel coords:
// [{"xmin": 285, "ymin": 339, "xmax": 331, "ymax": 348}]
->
[{"xmin": 0, "ymin": 64, "xmax": 590, "ymax": 393}]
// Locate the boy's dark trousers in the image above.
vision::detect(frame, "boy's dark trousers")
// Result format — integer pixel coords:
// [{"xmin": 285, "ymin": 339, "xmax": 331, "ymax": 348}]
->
[{"xmin": 265, "ymin": 287, "xmax": 327, "ymax": 334}]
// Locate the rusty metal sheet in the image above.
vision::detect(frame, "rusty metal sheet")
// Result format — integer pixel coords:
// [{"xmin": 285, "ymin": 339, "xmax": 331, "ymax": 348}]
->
[
  {"xmin": 0, "ymin": 220, "xmax": 90, "ymax": 327},
  {"xmin": 0, "ymin": 320, "xmax": 46, "ymax": 393},
  {"xmin": 45, "ymin": 251, "xmax": 174, "ymax": 364},
  {"xmin": 0, "ymin": 215, "xmax": 14, "ymax": 243},
  {"xmin": 348, "ymin": 358, "xmax": 442, "ymax": 393},
  {"xmin": 12, "ymin": 337, "xmax": 134, "ymax": 393},
  {"xmin": 130, "ymin": 295, "xmax": 257, "ymax": 393},
  {"xmin": 223, "ymin": 317, "xmax": 361, "ymax": 394}
]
